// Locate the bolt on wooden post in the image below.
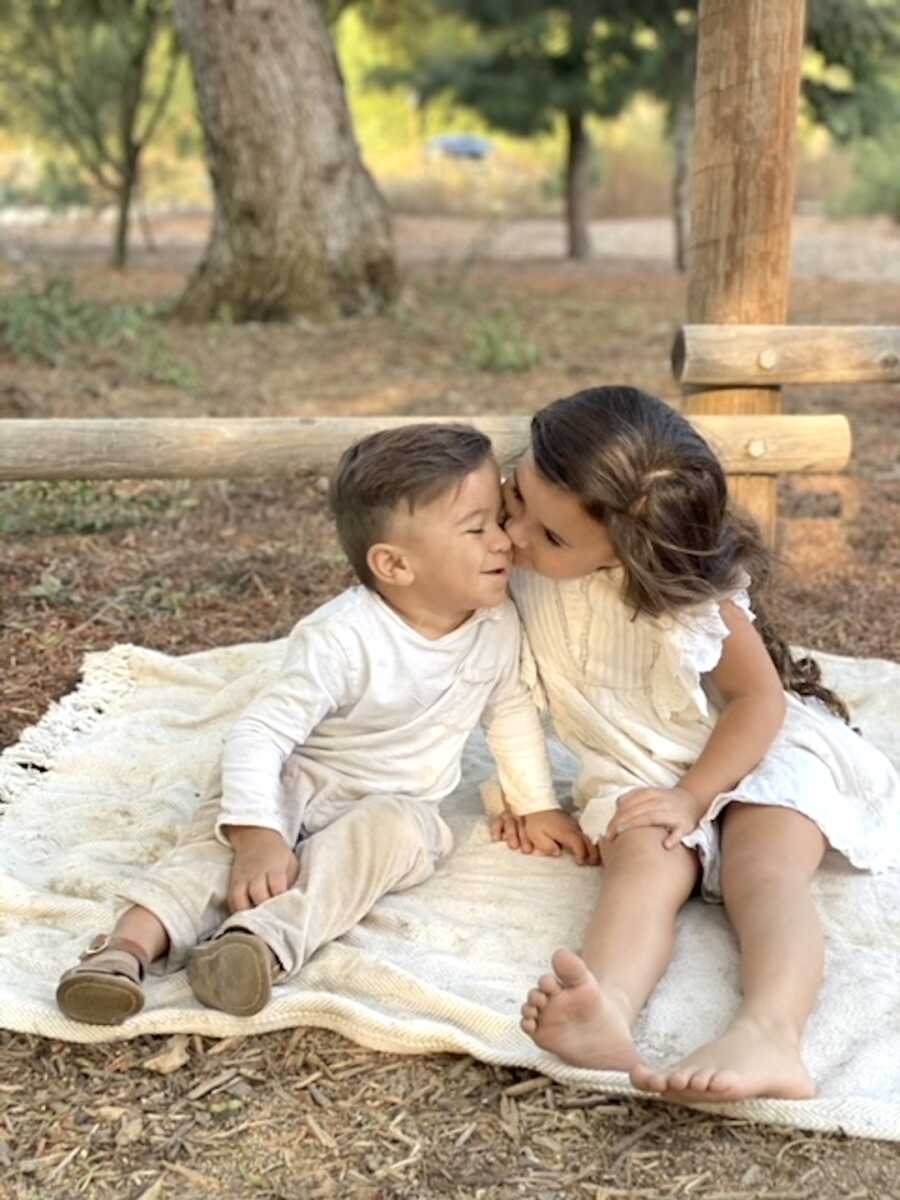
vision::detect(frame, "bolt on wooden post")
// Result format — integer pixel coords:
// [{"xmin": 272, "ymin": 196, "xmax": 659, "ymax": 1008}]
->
[{"xmin": 684, "ymin": 0, "xmax": 807, "ymax": 545}]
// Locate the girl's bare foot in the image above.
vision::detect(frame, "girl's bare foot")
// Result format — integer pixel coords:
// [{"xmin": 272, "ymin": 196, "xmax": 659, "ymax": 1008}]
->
[
  {"xmin": 630, "ymin": 1016, "xmax": 815, "ymax": 1102},
  {"xmin": 520, "ymin": 947, "xmax": 638, "ymax": 1071}
]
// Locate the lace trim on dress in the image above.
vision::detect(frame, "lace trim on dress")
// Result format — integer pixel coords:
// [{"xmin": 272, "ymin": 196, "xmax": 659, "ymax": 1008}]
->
[{"xmin": 649, "ymin": 576, "xmax": 756, "ymax": 723}]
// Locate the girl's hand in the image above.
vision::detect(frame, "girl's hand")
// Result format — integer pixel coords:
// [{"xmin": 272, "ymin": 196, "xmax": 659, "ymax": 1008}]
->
[{"xmin": 605, "ymin": 786, "xmax": 707, "ymax": 850}]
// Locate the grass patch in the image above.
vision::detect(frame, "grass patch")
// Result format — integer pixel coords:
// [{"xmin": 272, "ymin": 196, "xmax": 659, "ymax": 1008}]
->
[
  {"xmin": 0, "ymin": 480, "xmax": 200, "ymax": 536},
  {"xmin": 466, "ymin": 308, "xmax": 541, "ymax": 372},
  {"xmin": 0, "ymin": 275, "xmax": 196, "ymax": 388}
]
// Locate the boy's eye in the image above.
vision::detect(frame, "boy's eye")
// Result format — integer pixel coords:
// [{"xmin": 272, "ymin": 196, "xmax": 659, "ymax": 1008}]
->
[
  {"xmin": 466, "ymin": 527, "xmax": 485, "ymax": 535},
  {"xmin": 544, "ymin": 529, "xmax": 562, "ymax": 547}
]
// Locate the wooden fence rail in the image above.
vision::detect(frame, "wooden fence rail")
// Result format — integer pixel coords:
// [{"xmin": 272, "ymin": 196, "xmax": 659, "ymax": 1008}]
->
[
  {"xmin": 0, "ymin": 415, "xmax": 851, "ymax": 482},
  {"xmin": 673, "ymin": 325, "xmax": 900, "ymax": 387}
]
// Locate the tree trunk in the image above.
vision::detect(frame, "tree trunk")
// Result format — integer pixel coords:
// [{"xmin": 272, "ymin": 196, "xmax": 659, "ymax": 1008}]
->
[
  {"xmin": 565, "ymin": 112, "xmax": 592, "ymax": 261},
  {"xmin": 173, "ymin": 0, "xmax": 396, "ymax": 322},
  {"xmin": 112, "ymin": 154, "xmax": 138, "ymax": 270},
  {"xmin": 670, "ymin": 90, "xmax": 692, "ymax": 274}
]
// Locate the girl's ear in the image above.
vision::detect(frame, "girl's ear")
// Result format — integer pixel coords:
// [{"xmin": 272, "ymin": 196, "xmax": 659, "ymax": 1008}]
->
[{"xmin": 367, "ymin": 542, "xmax": 415, "ymax": 588}]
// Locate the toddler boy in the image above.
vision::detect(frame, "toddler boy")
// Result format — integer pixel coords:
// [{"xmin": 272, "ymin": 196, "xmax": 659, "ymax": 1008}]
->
[{"xmin": 57, "ymin": 423, "xmax": 592, "ymax": 1025}]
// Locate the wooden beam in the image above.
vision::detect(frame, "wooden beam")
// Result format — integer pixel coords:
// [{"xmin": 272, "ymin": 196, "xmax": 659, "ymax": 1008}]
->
[
  {"xmin": 685, "ymin": 0, "xmax": 807, "ymax": 544},
  {"xmin": 674, "ymin": 324, "xmax": 900, "ymax": 386},
  {"xmin": 0, "ymin": 415, "xmax": 851, "ymax": 482}
]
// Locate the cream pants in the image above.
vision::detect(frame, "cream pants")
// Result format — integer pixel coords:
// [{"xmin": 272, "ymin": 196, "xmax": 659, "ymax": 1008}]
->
[{"xmin": 120, "ymin": 791, "xmax": 453, "ymax": 978}]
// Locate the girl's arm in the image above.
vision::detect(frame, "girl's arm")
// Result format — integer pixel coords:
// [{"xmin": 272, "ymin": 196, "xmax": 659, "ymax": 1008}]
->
[
  {"xmin": 607, "ymin": 600, "xmax": 786, "ymax": 845},
  {"xmin": 679, "ymin": 599, "xmax": 786, "ymax": 807}
]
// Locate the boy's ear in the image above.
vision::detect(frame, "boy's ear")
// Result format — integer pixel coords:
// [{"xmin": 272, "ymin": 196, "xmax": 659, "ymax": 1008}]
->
[{"xmin": 367, "ymin": 542, "xmax": 415, "ymax": 588}]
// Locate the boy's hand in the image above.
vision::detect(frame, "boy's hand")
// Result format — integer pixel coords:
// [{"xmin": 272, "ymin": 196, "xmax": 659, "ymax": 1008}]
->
[
  {"xmin": 491, "ymin": 808, "xmax": 598, "ymax": 865},
  {"xmin": 605, "ymin": 786, "xmax": 707, "ymax": 850},
  {"xmin": 224, "ymin": 826, "xmax": 299, "ymax": 913}
]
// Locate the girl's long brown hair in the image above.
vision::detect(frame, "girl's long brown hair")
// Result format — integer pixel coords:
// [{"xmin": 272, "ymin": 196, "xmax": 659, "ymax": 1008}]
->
[{"xmin": 531, "ymin": 387, "xmax": 850, "ymax": 722}]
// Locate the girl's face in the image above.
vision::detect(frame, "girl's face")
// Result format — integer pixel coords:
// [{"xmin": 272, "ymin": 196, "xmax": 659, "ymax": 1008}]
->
[{"xmin": 503, "ymin": 452, "xmax": 619, "ymax": 580}]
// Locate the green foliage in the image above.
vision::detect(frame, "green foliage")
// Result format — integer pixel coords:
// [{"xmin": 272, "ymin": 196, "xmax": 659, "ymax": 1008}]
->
[
  {"xmin": 806, "ymin": 0, "xmax": 900, "ymax": 141},
  {"xmin": 368, "ymin": 1, "xmax": 670, "ymax": 136},
  {"xmin": 832, "ymin": 128, "xmax": 900, "ymax": 221},
  {"xmin": 0, "ymin": 276, "xmax": 195, "ymax": 386},
  {"xmin": 466, "ymin": 308, "xmax": 541, "ymax": 371},
  {"xmin": 0, "ymin": 479, "xmax": 198, "ymax": 536}
]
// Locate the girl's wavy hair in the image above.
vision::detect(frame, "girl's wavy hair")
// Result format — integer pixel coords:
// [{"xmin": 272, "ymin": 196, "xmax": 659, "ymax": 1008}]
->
[{"xmin": 531, "ymin": 386, "xmax": 850, "ymax": 723}]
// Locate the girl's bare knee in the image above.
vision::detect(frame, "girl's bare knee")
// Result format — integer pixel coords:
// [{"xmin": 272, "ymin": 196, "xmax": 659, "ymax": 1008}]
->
[{"xmin": 600, "ymin": 828, "xmax": 698, "ymax": 888}]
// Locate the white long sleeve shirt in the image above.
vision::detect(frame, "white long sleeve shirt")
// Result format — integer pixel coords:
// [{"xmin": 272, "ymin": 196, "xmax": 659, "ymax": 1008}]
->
[{"xmin": 218, "ymin": 586, "xmax": 557, "ymax": 843}]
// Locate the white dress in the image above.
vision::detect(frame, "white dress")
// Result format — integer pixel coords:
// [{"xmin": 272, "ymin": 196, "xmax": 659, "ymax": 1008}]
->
[{"xmin": 511, "ymin": 567, "xmax": 900, "ymax": 898}]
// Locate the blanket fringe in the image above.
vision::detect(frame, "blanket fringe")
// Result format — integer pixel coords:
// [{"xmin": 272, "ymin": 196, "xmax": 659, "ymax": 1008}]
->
[{"xmin": 0, "ymin": 643, "xmax": 136, "ymax": 806}]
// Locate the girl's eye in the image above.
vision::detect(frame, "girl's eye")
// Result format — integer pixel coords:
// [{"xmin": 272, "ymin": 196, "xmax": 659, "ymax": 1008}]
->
[
  {"xmin": 544, "ymin": 529, "xmax": 563, "ymax": 547},
  {"xmin": 467, "ymin": 527, "xmax": 485, "ymax": 536}
]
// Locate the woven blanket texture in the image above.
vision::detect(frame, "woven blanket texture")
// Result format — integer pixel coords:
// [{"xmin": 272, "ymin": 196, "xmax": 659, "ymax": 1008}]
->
[{"xmin": 1, "ymin": 640, "xmax": 899, "ymax": 1141}]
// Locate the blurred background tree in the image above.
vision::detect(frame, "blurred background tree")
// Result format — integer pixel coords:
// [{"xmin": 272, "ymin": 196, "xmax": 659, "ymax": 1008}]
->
[
  {"xmin": 364, "ymin": 0, "xmax": 685, "ymax": 261},
  {"xmin": 172, "ymin": 0, "xmax": 396, "ymax": 322},
  {"xmin": 0, "ymin": 0, "xmax": 896, "ymax": 287},
  {"xmin": 0, "ymin": 0, "xmax": 182, "ymax": 267}
]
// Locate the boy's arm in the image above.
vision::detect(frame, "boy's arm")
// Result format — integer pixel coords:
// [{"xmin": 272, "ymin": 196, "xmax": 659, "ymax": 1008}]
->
[
  {"xmin": 217, "ymin": 624, "xmax": 351, "ymax": 844},
  {"xmin": 480, "ymin": 612, "xmax": 596, "ymax": 863},
  {"xmin": 480, "ymin": 660, "xmax": 557, "ymax": 816}
]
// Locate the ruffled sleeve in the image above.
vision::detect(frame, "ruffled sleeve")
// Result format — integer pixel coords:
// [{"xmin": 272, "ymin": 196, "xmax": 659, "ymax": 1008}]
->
[{"xmin": 649, "ymin": 574, "xmax": 756, "ymax": 723}]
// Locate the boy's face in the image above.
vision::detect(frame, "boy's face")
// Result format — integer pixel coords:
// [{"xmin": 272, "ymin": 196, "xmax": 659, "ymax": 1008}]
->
[{"xmin": 387, "ymin": 459, "xmax": 512, "ymax": 617}]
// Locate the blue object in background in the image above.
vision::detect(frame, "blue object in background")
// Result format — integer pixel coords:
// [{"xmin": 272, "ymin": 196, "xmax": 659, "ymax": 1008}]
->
[{"xmin": 427, "ymin": 134, "xmax": 493, "ymax": 160}]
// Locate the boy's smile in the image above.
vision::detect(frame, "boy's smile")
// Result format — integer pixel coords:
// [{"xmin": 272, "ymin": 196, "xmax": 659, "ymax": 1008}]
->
[{"xmin": 379, "ymin": 459, "xmax": 512, "ymax": 637}]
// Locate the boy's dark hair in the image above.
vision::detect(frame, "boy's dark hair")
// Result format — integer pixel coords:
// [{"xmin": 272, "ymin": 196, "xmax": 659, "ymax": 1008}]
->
[{"xmin": 328, "ymin": 422, "xmax": 493, "ymax": 588}]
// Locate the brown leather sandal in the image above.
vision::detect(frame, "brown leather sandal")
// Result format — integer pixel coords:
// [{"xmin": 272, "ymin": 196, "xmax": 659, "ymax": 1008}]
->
[
  {"xmin": 56, "ymin": 934, "xmax": 148, "ymax": 1025},
  {"xmin": 187, "ymin": 930, "xmax": 281, "ymax": 1017}
]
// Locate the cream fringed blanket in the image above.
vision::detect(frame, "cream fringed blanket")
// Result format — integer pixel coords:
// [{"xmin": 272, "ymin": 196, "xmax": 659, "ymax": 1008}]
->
[{"xmin": 2, "ymin": 641, "xmax": 900, "ymax": 1142}]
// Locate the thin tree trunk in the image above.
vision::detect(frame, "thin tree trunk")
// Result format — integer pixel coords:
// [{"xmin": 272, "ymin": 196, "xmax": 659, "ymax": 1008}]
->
[
  {"xmin": 173, "ymin": 0, "xmax": 396, "ymax": 322},
  {"xmin": 565, "ymin": 112, "xmax": 592, "ymax": 261},
  {"xmin": 112, "ymin": 157, "xmax": 138, "ymax": 270},
  {"xmin": 671, "ymin": 91, "xmax": 692, "ymax": 273}
]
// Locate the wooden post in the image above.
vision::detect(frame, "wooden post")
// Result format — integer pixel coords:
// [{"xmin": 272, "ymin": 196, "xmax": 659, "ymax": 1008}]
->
[{"xmin": 685, "ymin": 0, "xmax": 807, "ymax": 543}]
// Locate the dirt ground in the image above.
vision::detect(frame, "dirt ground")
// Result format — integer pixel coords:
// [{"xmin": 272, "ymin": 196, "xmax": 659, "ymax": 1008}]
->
[{"xmin": 1, "ymin": 212, "xmax": 899, "ymax": 1199}]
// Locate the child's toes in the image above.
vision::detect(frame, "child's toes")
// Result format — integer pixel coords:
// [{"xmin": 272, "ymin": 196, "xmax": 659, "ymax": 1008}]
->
[
  {"xmin": 537, "ymin": 973, "xmax": 561, "ymax": 997},
  {"xmin": 526, "ymin": 987, "xmax": 549, "ymax": 1010},
  {"xmin": 520, "ymin": 1002, "xmax": 540, "ymax": 1022},
  {"xmin": 520, "ymin": 1015, "xmax": 538, "ymax": 1034},
  {"xmin": 707, "ymin": 1070, "xmax": 740, "ymax": 1095},
  {"xmin": 683, "ymin": 1068, "xmax": 715, "ymax": 1093}
]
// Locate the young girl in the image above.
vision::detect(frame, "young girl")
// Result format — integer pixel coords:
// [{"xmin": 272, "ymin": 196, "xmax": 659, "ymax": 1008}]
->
[{"xmin": 493, "ymin": 386, "xmax": 900, "ymax": 1103}]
